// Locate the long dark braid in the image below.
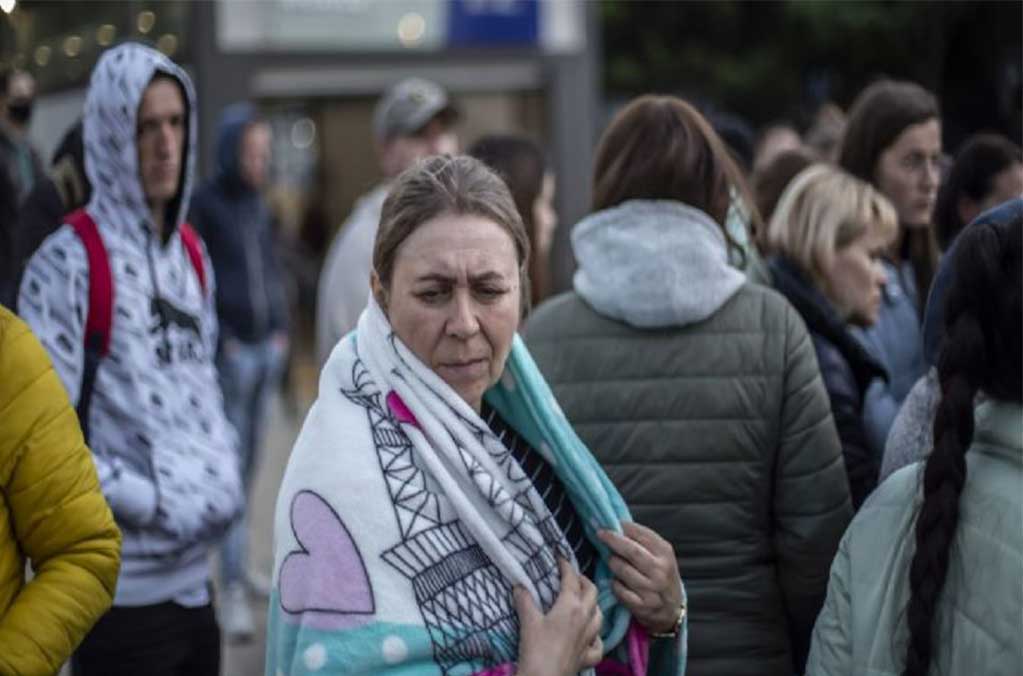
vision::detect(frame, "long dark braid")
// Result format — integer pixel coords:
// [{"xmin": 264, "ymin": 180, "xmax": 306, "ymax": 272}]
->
[{"xmin": 902, "ymin": 213, "xmax": 1022, "ymax": 676}]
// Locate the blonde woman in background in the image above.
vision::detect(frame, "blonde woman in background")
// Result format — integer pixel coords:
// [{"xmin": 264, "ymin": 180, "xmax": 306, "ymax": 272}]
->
[{"xmin": 766, "ymin": 164, "xmax": 898, "ymax": 509}]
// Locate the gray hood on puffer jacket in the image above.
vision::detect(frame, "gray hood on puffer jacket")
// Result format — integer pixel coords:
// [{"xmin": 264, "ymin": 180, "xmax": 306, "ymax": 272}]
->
[{"xmin": 572, "ymin": 199, "xmax": 746, "ymax": 328}]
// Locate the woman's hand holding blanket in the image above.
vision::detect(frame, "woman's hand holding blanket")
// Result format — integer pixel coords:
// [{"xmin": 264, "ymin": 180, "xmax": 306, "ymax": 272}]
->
[
  {"xmin": 514, "ymin": 558, "xmax": 604, "ymax": 676},
  {"xmin": 598, "ymin": 522, "xmax": 684, "ymax": 635}
]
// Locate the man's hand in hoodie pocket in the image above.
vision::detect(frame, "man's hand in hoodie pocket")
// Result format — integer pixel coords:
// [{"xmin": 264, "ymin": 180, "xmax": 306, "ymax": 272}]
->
[{"xmin": 153, "ymin": 473, "xmax": 242, "ymax": 542}]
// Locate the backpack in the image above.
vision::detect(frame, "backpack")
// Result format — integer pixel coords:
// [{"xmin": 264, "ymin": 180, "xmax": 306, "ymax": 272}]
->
[{"xmin": 67, "ymin": 208, "xmax": 207, "ymax": 439}]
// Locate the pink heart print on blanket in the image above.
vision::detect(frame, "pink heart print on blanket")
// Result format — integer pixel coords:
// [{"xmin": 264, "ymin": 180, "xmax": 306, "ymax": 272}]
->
[{"xmin": 279, "ymin": 490, "xmax": 377, "ymax": 630}]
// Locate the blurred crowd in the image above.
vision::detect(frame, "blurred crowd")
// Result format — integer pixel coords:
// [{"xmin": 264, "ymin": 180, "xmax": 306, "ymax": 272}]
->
[{"xmin": 0, "ymin": 35, "xmax": 1020, "ymax": 676}]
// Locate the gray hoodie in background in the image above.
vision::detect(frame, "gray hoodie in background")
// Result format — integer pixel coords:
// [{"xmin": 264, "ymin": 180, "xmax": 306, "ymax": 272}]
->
[{"xmin": 17, "ymin": 43, "xmax": 242, "ymax": 607}]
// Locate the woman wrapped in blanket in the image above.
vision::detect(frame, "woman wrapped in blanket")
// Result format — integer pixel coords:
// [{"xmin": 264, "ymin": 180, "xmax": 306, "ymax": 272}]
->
[{"xmin": 266, "ymin": 154, "xmax": 687, "ymax": 676}]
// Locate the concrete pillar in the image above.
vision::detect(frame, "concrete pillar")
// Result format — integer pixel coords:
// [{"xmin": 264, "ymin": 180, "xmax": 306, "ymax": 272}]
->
[{"xmin": 545, "ymin": 1, "xmax": 600, "ymax": 294}]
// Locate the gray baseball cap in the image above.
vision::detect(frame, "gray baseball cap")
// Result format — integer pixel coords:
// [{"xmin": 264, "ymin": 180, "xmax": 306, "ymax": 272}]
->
[{"xmin": 373, "ymin": 77, "xmax": 459, "ymax": 142}]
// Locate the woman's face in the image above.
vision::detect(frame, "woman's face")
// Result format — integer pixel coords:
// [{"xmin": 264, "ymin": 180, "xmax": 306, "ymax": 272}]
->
[
  {"xmin": 532, "ymin": 172, "xmax": 558, "ymax": 256},
  {"xmin": 874, "ymin": 118, "xmax": 942, "ymax": 227},
  {"xmin": 822, "ymin": 225, "xmax": 890, "ymax": 327},
  {"xmin": 376, "ymin": 212, "xmax": 521, "ymax": 412}
]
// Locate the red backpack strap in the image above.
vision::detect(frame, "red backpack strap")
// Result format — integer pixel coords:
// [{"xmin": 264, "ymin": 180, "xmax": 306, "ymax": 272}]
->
[
  {"xmin": 67, "ymin": 208, "xmax": 112, "ymax": 441},
  {"xmin": 178, "ymin": 222, "xmax": 207, "ymax": 296},
  {"xmin": 67, "ymin": 209, "xmax": 113, "ymax": 357}
]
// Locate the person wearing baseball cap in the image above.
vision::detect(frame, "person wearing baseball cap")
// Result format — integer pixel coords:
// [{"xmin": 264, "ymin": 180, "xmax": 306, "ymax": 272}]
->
[{"xmin": 316, "ymin": 78, "xmax": 460, "ymax": 364}]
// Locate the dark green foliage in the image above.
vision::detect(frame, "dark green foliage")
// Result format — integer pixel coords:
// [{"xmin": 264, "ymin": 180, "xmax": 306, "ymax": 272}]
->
[{"xmin": 601, "ymin": 0, "xmax": 1021, "ymax": 146}]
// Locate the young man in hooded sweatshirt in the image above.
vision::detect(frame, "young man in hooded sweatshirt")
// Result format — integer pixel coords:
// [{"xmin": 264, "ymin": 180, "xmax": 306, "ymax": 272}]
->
[
  {"xmin": 190, "ymin": 102, "xmax": 290, "ymax": 641},
  {"xmin": 17, "ymin": 42, "xmax": 242, "ymax": 675}
]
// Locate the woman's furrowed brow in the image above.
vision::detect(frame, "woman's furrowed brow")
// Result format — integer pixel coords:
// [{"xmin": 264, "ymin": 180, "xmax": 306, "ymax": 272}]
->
[
  {"xmin": 413, "ymin": 270, "xmax": 507, "ymax": 284},
  {"xmin": 414, "ymin": 273, "xmax": 456, "ymax": 285},
  {"xmin": 469, "ymin": 271, "xmax": 506, "ymax": 283}
]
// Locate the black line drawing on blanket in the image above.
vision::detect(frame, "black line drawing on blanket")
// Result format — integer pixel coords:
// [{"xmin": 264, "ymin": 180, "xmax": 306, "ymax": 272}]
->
[{"xmin": 341, "ymin": 357, "xmax": 570, "ymax": 674}]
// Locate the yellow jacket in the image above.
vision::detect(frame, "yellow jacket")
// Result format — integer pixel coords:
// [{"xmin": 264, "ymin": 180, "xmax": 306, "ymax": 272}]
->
[{"xmin": 0, "ymin": 306, "xmax": 121, "ymax": 675}]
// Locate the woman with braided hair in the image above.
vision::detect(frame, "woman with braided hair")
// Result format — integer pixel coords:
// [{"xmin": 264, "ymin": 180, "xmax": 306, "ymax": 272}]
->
[{"xmin": 806, "ymin": 198, "xmax": 1022, "ymax": 675}]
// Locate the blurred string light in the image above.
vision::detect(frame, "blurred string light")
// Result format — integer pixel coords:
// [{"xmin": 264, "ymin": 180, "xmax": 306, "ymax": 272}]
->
[
  {"xmin": 291, "ymin": 118, "xmax": 316, "ymax": 149},
  {"xmin": 34, "ymin": 45, "xmax": 51, "ymax": 67},
  {"xmin": 63, "ymin": 35, "xmax": 82, "ymax": 58},
  {"xmin": 97, "ymin": 24, "xmax": 116, "ymax": 47},
  {"xmin": 397, "ymin": 12, "xmax": 425, "ymax": 47},
  {"xmin": 0, "ymin": 0, "xmax": 16, "ymax": 15},
  {"xmin": 157, "ymin": 33, "xmax": 178, "ymax": 56},
  {"xmin": 137, "ymin": 10, "xmax": 156, "ymax": 34}
]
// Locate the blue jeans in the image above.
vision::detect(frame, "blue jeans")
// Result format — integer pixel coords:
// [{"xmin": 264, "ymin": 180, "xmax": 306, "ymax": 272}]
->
[{"xmin": 217, "ymin": 336, "xmax": 284, "ymax": 587}]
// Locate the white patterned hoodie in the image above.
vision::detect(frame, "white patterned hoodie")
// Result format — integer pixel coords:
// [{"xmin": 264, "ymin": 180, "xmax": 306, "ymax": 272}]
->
[{"xmin": 17, "ymin": 43, "xmax": 242, "ymax": 606}]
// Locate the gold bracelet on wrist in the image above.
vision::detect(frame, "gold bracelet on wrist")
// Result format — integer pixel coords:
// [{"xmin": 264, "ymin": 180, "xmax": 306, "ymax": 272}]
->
[{"xmin": 648, "ymin": 601, "xmax": 687, "ymax": 639}]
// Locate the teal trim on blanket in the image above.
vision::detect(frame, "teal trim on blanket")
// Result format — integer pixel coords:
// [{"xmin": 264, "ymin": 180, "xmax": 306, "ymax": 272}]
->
[
  {"xmin": 267, "ymin": 592, "xmax": 439, "ymax": 675},
  {"xmin": 484, "ymin": 335, "xmax": 635, "ymax": 651}
]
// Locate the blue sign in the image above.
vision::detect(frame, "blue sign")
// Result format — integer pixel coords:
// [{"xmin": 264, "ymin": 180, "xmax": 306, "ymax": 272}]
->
[{"xmin": 447, "ymin": 0, "xmax": 539, "ymax": 47}]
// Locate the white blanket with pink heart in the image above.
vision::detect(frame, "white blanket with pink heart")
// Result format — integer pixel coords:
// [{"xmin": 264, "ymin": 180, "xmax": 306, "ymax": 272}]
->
[{"xmin": 265, "ymin": 299, "xmax": 662, "ymax": 675}]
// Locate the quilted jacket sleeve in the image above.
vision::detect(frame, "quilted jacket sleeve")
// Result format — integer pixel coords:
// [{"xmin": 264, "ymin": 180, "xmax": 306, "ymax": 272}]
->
[
  {"xmin": 0, "ymin": 309, "xmax": 121, "ymax": 675},
  {"xmin": 814, "ymin": 338, "xmax": 880, "ymax": 510},
  {"xmin": 804, "ymin": 529, "xmax": 853, "ymax": 675},
  {"xmin": 772, "ymin": 303, "xmax": 853, "ymax": 673}
]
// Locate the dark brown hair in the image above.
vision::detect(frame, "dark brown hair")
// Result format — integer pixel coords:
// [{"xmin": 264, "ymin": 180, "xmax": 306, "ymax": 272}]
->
[
  {"xmin": 751, "ymin": 147, "xmax": 815, "ymax": 228},
  {"xmin": 903, "ymin": 209, "xmax": 1021, "ymax": 676},
  {"xmin": 592, "ymin": 95, "xmax": 761, "ymax": 255},
  {"xmin": 839, "ymin": 79, "xmax": 940, "ymax": 184},
  {"xmin": 839, "ymin": 79, "xmax": 941, "ymax": 305},
  {"xmin": 933, "ymin": 133, "xmax": 1021, "ymax": 250}
]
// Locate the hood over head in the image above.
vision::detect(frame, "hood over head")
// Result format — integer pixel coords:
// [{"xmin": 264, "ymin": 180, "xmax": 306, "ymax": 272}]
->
[
  {"xmin": 922, "ymin": 197, "xmax": 1023, "ymax": 367},
  {"xmin": 215, "ymin": 101, "xmax": 259, "ymax": 189},
  {"xmin": 83, "ymin": 42, "xmax": 197, "ymax": 237},
  {"xmin": 572, "ymin": 199, "xmax": 746, "ymax": 328}
]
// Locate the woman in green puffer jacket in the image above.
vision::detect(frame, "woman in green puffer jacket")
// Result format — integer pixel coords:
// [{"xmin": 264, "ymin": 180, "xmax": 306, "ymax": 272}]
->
[
  {"xmin": 806, "ymin": 201, "xmax": 1022, "ymax": 675},
  {"xmin": 526, "ymin": 95, "xmax": 853, "ymax": 676}
]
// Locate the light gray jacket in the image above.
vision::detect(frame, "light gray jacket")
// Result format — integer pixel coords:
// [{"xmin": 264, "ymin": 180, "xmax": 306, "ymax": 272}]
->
[
  {"xmin": 807, "ymin": 400, "xmax": 1023, "ymax": 675},
  {"xmin": 315, "ymin": 183, "xmax": 388, "ymax": 365}
]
